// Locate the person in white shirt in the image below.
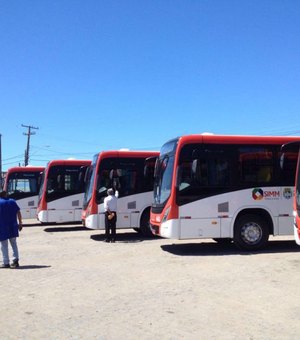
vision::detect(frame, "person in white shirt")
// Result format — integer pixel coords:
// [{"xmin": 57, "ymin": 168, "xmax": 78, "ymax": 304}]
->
[{"xmin": 103, "ymin": 188, "xmax": 118, "ymax": 242}]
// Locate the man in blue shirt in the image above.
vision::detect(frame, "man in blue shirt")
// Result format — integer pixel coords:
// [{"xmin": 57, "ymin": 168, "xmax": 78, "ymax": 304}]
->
[{"xmin": 0, "ymin": 190, "xmax": 23, "ymax": 268}]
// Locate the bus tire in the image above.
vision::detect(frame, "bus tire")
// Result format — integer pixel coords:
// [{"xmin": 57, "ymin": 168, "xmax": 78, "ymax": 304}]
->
[
  {"xmin": 233, "ymin": 214, "xmax": 269, "ymax": 251},
  {"xmin": 139, "ymin": 208, "xmax": 153, "ymax": 237}
]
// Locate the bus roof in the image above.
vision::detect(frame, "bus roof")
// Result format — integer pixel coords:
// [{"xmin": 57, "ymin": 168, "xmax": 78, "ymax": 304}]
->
[
  {"xmin": 6, "ymin": 166, "xmax": 45, "ymax": 174},
  {"xmin": 177, "ymin": 134, "xmax": 300, "ymax": 146},
  {"xmin": 95, "ymin": 150, "xmax": 159, "ymax": 159},
  {"xmin": 46, "ymin": 159, "xmax": 91, "ymax": 168}
]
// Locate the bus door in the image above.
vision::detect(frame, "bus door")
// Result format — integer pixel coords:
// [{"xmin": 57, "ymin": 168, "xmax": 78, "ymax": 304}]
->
[
  {"xmin": 176, "ymin": 146, "xmax": 231, "ymax": 239},
  {"xmin": 46, "ymin": 172, "xmax": 77, "ymax": 223},
  {"xmin": 107, "ymin": 167, "xmax": 130, "ymax": 229},
  {"xmin": 279, "ymin": 146, "xmax": 299, "ymax": 235},
  {"xmin": 96, "ymin": 161, "xmax": 132, "ymax": 229}
]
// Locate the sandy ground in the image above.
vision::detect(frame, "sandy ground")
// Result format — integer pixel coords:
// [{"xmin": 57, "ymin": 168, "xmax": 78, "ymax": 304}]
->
[{"xmin": 1, "ymin": 219, "xmax": 300, "ymax": 340}]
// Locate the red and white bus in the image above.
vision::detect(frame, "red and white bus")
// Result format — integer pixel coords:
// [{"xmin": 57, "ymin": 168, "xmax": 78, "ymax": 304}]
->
[
  {"xmin": 4, "ymin": 166, "xmax": 45, "ymax": 219},
  {"xmin": 294, "ymin": 145, "xmax": 300, "ymax": 245},
  {"xmin": 150, "ymin": 134, "xmax": 300, "ymax": 250},
  {"xmin": 83, "ymin": 150, "xmax": 159, "ymax": 235},
  {"xmin": 37, "ymin": 159, "xmax": 91, "ymax": 223},
  {"xmin": 282, "ymin": 141, "xmax": 300, "ymax": 245}
]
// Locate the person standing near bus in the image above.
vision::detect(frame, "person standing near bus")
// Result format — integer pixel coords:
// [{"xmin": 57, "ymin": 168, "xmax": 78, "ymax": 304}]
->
[
  {"xmin": 104, "ymin": 188, "xmax": 118, "ymax": 243},
  {"xmin": 0, "ymin": 190, "xmax": 23, "ymax": 268}
]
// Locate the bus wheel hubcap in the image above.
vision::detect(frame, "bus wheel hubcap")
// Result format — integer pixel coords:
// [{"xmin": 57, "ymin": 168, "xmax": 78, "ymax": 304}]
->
[{"xmin": 241, "ymin": 223, "xmax": 262, "ymax": 244}]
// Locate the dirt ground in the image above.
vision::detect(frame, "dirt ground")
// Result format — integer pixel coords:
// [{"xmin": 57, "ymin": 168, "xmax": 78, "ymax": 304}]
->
[{"xmin": 1, "ymin": 219, "xmax": 300, "ymax": 340}]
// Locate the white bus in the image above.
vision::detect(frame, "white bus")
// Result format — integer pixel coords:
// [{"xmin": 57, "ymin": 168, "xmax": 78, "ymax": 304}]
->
[
  {"xmin": 37, "ymin": 159, "xmax": 91, "ymax": 223},
  {"xmin": 150, "ymin": 134, "xmax": 300, "ymax": 250},
  {"xmin": 83, "ymin": 150, "xmax": 159, "ymax": 236},
  {"xmin": 4, "ymin": 166, "xmax": 45, "ymax": 219}
]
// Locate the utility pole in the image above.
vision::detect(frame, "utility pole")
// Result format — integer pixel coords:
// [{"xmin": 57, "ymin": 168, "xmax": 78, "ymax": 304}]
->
[{"xmin": 22, "ymin": 124, "xmax": 39, "ymax": 166}]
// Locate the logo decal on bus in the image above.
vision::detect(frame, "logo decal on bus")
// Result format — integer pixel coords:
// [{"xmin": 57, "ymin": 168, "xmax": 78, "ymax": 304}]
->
[
  {"xmin": 283, "ymin": 188, "xmax": 292, "ymax": 200},
  {"xmin": 252, "ymin": 188, "xmax": 281, "ymax": 200},
  {"xmin": 252, "ymin": 188, "xmax": 264, "ymax": 200}
]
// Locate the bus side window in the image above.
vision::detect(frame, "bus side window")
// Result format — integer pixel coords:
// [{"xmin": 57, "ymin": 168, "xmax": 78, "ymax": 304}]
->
[
  {"xmin": 214, "ymin": 159, "xmax": 230, "ymax": 186},
  {"xmin": 257, "ymin": 167, "xmax": 272, "ymax": 182},
  {"xmin": 117, "ymin": 168, "xmax": 137, "ymax": 197},
  {"xmin": 144, "ymin": 158, "xmax": 156, "ymax": 191},
  {"xmin": 192, "ymin": 159, "xmax": 208, "ymax": 186},
  {"xmin": 177, "ymin": 162, "xmax": 192, "ymax": 191},
  {"xmin": 279, "ymin": 151, "xmax": 297, "ymax": 186},
  {"xmin": 110, "ymin": 169, "xmax": 121, "ymax": 194},
  {"xmin": 47, "ymin": 178, "xmax": 56, "ymax": 193},
  {"xmin": 96, "ymin": 170, "xmax": 110, "ymax": 203},
  {"xmin": 238, "ymin": 147, "xmax": 274, "ymax": 184}
]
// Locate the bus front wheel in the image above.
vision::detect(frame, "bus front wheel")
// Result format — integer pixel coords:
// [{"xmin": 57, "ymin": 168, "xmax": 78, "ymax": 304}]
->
[
  {"xmin": 139, "ymin": 209, "xmax": 153, "ymax": 237},
  {"xmin": 233, "ymin": 214, "xmax": 269, "ymax": 251}
]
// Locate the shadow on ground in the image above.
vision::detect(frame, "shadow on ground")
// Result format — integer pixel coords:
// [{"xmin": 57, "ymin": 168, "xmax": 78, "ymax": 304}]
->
[
  {"xmin": 17, "ymin": 265, "xmax": 51, "ymax": 270},
  {"xmin": 23, "ymin": 223, "xmax": 44, "ymax": 227},
  {"xmin": 44, "ymin": 225, "xmax": 87, "ymax": 232},
  {"xmin": 90, "ymin": 231, "xmax": 159, "ymax": 244},
  {"xmin": 161, "ymin": 240, "xmax": 300, "ymax": 256}
]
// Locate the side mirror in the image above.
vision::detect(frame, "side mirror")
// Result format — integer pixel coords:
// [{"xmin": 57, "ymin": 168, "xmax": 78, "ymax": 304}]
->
[
  {"xmin": 191, "ymin": 159, "xmax": 199, "ymax": 176},
  {"xmin": 98, "ymin": 187, "xmax": 107, "ymax": 194},
  {"xmin": 280, "ymin": 154, "xmax": 285, "ymax": 170},
  {"xmin": 175, "ymin": 165, "xmax": 182, "ymax": 189}
]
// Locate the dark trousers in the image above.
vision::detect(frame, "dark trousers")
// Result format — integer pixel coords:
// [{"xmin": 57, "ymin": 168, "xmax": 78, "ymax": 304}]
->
[{"xmin": 105, "ymin": 211, "xmax": 117, "ymax": 241}]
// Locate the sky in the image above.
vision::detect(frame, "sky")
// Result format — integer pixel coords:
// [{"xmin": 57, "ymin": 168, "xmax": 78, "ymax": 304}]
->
[{"xmin": 1, "ymin": 0, "xmax": 299, "ymax": 171}]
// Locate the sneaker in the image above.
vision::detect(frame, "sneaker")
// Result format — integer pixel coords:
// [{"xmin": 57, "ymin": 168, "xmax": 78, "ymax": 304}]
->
[
  {"xmin": 1, "ymin": 264, "xmax": 10, "ymax": 268},
  {"xmin": 10, "ymin": 260, "xmax": 19, "ymax": 269}
]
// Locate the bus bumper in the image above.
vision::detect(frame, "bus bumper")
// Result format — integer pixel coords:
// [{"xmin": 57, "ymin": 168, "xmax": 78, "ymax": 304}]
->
[
  {"xmin": 85, "ymin": 214, "xmax": 100, "ymax": 230},
  {"xmin": 160, "ymin": 219, "xmax": 180, "ymax": 239},
  {"xmin": 294, "ymin": 224, "xmax": 300, "ymax": 246},
  {"xmin": 37, "ymin": 210, "xmax": 48, "ymax": 223}
]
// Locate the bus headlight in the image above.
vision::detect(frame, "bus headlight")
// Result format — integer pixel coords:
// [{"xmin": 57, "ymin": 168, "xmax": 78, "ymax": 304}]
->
[{"xmin": 162, "ymin": 207, "xmax": 171, "ymax": 223}]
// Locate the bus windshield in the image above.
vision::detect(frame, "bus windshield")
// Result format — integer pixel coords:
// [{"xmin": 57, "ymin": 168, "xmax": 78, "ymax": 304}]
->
[
  {"xmin": 7, "ymin": 171, "xmax": 41, "ymax": 199},
  {"xmin": 83, "ymin": 154, "xmax": 98, "ymax": 208},
  {"xmin": 153, "ymin": 155, "xmax": 175, "ymax": 205},
  {"xmin": 38, "ymin": 171, "xmax": 45, "ymax": 203},
  {"xmin": 153, "ymin": 139, "xmax": 177, "ymax": 206}
]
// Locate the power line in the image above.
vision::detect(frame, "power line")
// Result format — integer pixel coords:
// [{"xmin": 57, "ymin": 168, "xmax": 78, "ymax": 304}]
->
[
  {"xmin": 22, "ymin": 124, "xmax": 39, "ymax": 166},
  {"xmin": 2, "ymin": 160, "xmax": 24, "ymax": 167},
  {"xmin": 3, "ymin": 154, "xmax": 25, "ymax": 161}
]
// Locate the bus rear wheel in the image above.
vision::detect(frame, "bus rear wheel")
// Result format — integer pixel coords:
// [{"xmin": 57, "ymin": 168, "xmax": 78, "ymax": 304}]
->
[{"xmin": 233, "ymin": 214, "xmax": 269, "ymax": 251}]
